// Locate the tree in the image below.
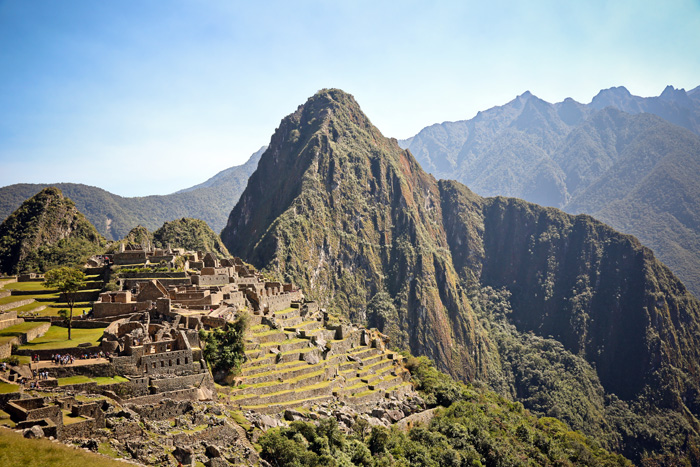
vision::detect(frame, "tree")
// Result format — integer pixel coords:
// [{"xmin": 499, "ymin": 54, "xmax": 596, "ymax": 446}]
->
[{"xmin": 43, "ymin": 266, "xmax": 85, "ymax": 340}]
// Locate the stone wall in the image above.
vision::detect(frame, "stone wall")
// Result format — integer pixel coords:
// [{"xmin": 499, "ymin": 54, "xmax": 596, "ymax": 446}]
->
[
  {"xmin": 60, "ymin": 418, "xmax": 95, "ymax": 439},
  {"xmin": 263, "ymin": 294, "xmax": 292, "ymax": 313},
  {"xmin": 150, "ymin": 372, "xmax": 214, "ymax": 394},
  {"xmin": 126, "ymin": 387, "xmax": 200, "ymax": 406},
  {"xmin": 142, "ymin": 349, "xmax": 196, "ymax": 375},
  {"xmin": 122, "ymin": 278, "xmax": 191, "ymax": 289},
  {"xmin": 129, "ymin": 399, "xmax": 193, "ymax": 421},
  {"xmin": 18, "ymin": 322, "xmax": 51, "ymax": 345},
  {"xmin": 192, "ymin": 275, "xmax": 230, "ymax": 286},
  {"xmin": 0, "ymin": 342, "xmax": 12, "ymax": 359},
  {"xmin": 0, "ymin": 299, "xmax": 33, "ymax": 312},
  {"xmin": 93, "ymin": 301, "xmax": 150, "ymax": 319}
]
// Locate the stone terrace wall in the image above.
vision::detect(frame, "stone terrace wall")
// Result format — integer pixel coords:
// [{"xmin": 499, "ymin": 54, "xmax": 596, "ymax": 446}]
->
[
  {"xmin": 0, "ymin": 299, "xmax": 33, "ymax": 312},
  {"xmin": 126, "ymin": 387, "xmax": 200, "ymax": 406},
  {"xmin": 192, "ymin": 275, "xmax": 230, "ymax": 286},
  {"xmin": 129, "ymin": 399, "xmax": 193, "ymax": 421},
  {"xmin": 150, "ymin": 372, "xmax": 214, "ymax": 394},
  {"xmin": 93, "ymin": 301, "xmax": 151, "ymax": 319},
  {"xmin": 142, "ymin": 349, "xmax": 196, "ymax": 375},
  {"xmin": 263, "ymin": 294, "xmax": 292, "ymax": 313}
]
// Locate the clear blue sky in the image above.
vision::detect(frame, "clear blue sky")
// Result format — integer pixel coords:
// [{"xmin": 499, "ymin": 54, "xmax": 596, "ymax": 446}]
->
[{"xmin": 1, "ymin": 0, "xmax": 698, "ymax": 196}]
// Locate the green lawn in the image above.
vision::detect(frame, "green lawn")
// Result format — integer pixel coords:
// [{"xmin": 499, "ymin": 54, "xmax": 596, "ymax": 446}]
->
[
  {"xmin": 0, "ymin": 409, "xmax": 15, "ymax": 427},
  {"xmin": 0, "ymin": 322, "xmax": 48, "ymax": 346},
  {"xmin": 57, "ymin": 376, "xmax": 127, "ymax": 387},
  {"xmin": 0, "ymin": 383, "xmax": 19, "ymax": 394},
  {"xmin": 0, "ymin": 295, "xmax": 34, "ymax": 306},
  {"xmin": 18, "ymin": 326, "xmax": 105, "ymax": 350},
  {"xmin": 0, "ymin": 427, "xmax": 128, "ymax": 467},
  {"xmin": 2, "ymin": 281, "xmax": 55, "ymax": 292}
]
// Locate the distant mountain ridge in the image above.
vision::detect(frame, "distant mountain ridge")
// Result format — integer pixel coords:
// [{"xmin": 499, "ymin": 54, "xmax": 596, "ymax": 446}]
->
[
  {"xmin": 400, "ymin": 85, "xmax": 700, "ymax": 297},
  {"xmin": 0, "ymin": 146, "xmax": 265, "ymax": 240}
]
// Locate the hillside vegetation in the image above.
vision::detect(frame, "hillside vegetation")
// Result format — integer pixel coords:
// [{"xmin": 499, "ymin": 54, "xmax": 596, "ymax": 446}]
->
[{"xmin": 0, "ymin": 187, "xmax": 105, "ymax": 274}]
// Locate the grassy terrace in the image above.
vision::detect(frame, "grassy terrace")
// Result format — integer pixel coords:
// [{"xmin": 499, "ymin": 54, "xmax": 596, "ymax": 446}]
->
[
  {"xmin": 18, "ymin": 326, "xmax": 105, "ymax": 350},
  {"xmin": 2, "ymin": 281, "xmax": 55, "ymax": 292},
  {"xmin": 0, "ymin": 382, "xmax": 19, "ymax": 394},
  {"xmin": 57, "ymin": 375, "xmax": 128, "ymax": 386},
  {"xmin": 0, "ymin": 427, "xmax": 127, "ymax": 467},
  {"xmin": 0, "ymin": 321, "xmax": 49, "ymax": 346},
  {"xmin": 1, "ymin": 278, "xmax": 101, "ymax": 318}
]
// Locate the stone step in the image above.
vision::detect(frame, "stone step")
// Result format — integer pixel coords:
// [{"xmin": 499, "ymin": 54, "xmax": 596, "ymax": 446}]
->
[
  {"xmin": 276, "ymin": 315, "xmax": 303, "ymax": 328},
  {"xmin": 347, "ymin": 388, "xmax": 385, "ymax": 405},
  {"xmin": 272, "ymin": 308, "xmax": 300, "ymax": 319},
  {"xmin": 232, "ymin": 379, "xmax": 339, "ymax": 406},
  {"xmin": 229, "ymin": 368, "xmax": 328, "ymax": 397},
  {"xmin": 251, "ymin": 330, "xmax": 287, "ymax": 344},
  {"xmin": 338, "ymin": 381, "xmax": 370, "ymax": 396},
  {"xmin": 361, "ymin": 353, "xmax": 385, "ymax": 366},
  {"xmin": 241, "ymin": 358, "xmax": 306, "ymax": 376},
  {"xmin": 237, "ymin": 395, "xmax": 334, "ymax": 414},
  {"xmin": 240, "ymin": 354, "xmax": 276, "ymax": 373},
  {"xmin": 372, "ymin": 374, "xmax": 406, "ymax": 391},
  {"xmin": 243, "ymin": 360, "xmax": 328, "ymax": 386},
  {"xmin": 285, "ymin": 320, "xmax": 321, "ymax": 333},
  {"xmin": 276, "ymin": 347, "xmax": 319, "ymax": 365},
  {"xmin": 364, "ymin": 358, "xmax": 394, "ymax": 374}
]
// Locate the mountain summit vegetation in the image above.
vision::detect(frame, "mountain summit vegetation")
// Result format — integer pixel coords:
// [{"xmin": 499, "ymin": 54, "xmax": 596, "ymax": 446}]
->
[
  {"xmin": 222, "ymin": 89, "xmax": 700, "ymax": 464},
  {"xmin": 0, "ymin": 187, "xmax": 105, "ymax": 274},
  {"xmin": 401, "ymin": 86, "xmax": 700, "ymax": 298}
]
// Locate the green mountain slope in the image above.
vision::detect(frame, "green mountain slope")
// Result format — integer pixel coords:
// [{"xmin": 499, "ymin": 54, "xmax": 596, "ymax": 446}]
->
[
  {"xmin": 222, "ymin": 89, "xmax": 700, "ymax": 463},
  {"xmin": 153, "ymin": 218, "xmax": 230, "ymax": 258},
  {"xmin": 0, "ymin": 187, "xmax": 105, "ymax": 274},
  {"xmin": 0, "ymin": 147, "xmax": 264, "ymax": 240},
  {"xmin": 222, "ymin": 89, "xmax": 487, "ymax": 382},
  {"xmin": 401, "ymin": 87, "xmax": 700, "ymax": 298}
]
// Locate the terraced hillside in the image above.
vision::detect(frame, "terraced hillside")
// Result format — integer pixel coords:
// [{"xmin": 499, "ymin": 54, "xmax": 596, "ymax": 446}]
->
[
  {"xmin": 0, "ymin": 266, "xmax": 107, "ymax": 319},
  {"xmin": 219, "ymin": 305, "xmax": 414, "ymax": 414}
]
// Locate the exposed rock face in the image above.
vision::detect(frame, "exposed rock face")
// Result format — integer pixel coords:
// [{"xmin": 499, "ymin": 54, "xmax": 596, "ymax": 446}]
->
[
  {"xmin": 0, "ymin": 187, "xmax": 104, "ymax": 274},
  {"xmin": 221, "ymin": 89, "xmax": 700, "ymax": 442}
]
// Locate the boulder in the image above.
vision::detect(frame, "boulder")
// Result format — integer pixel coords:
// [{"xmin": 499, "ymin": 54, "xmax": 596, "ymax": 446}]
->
[{"xmin": 23, "ymin": 425, "xmax": 44, "ymax": 439}]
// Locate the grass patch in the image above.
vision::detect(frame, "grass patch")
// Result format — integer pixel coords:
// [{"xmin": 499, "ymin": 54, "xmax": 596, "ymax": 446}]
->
[
  {"xmin": 57, "ymin": 375, "xmax": 128, "ymax": 387},
  {"xmin": 0, "ymin": 427, "xmax": 127, "ymax": 466},
  {"xmin": 0, "ymin": 409, "xmax": 15, "ymax": 427},
  {"xmin": 62, "ymin": 409, "xmax": 88, "ymax": 425},
  {"xmin": 0, "ymin": 321, "xmax": 48, "ymax": 337},
  {"xmin": 12, "ymin": 301, "xmax": 47, "ymax": 313},
  {"xmin": 18, "ymin": 326, "xmax": 105, "ymax": 351},
  {"xmin": 94, "ymin": 376, "xmax": 128, "ymax": 385},
  {"xmin": 58, "ymin": 376, "xmax": 92, "ymax": 386},
  {"xmin": 3, "ymin": 282, "xmax": 55, "ymax": 292},
  {"xmin": 0, "ymin": 383, "xmax": 19, "ymax": 394},
  {"xmin": 97, "ymin": 442, "xmax": 121, "ymax": 459},
  {"xmin": 229, "ymin": 410, "xmax": 252, "ymax": 431},
  {"xmin": 0, "ymin": 296, "xmax": 34, "ymax": 306}
]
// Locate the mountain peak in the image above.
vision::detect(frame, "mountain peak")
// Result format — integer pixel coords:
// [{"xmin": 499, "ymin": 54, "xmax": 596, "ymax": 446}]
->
[
  {"xmin": 0, "ymin": 186, "xmax": 104, "ymax": 274},
  {"xmin": 590, "ymin": 86, "xmax": 632, "ymax": 108},
  {"xmin": 660, "ymin": 84, "xmax": 689, "ymax": 100}
]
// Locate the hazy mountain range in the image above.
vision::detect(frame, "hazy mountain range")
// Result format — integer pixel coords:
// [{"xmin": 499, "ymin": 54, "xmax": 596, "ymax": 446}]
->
[
  {"xmin": 0, "ymin": 146, "xmax": 265, "ymax": 240},
  {"xmin": 400, "ymin": 85, "xmax": 700, "ymax": 296}
]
